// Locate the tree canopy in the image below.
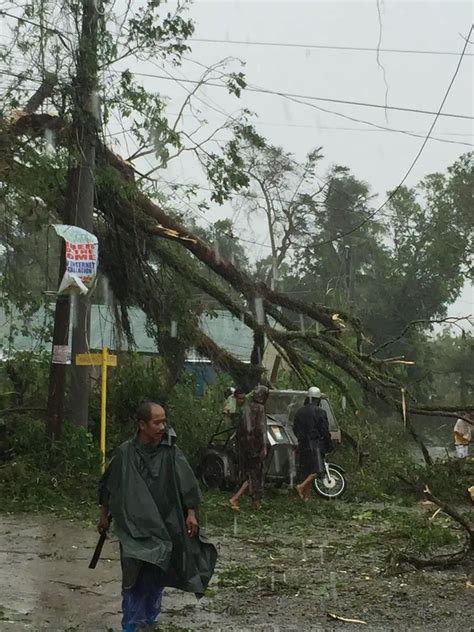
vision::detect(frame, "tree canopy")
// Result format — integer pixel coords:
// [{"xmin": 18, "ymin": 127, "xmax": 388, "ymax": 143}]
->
[{"xmin": 0, "ymin": 0, "xmax": 472, "ymax": 431}]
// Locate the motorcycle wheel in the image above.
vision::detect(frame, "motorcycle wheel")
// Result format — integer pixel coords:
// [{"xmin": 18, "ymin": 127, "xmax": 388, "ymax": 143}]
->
[
  {"xmin": 200, "ymin": 455, "xmax": 226, "ymax": 490},
  {"xmin": 313, "ymin": 465, "xmax": 346, "ymax": 499}
]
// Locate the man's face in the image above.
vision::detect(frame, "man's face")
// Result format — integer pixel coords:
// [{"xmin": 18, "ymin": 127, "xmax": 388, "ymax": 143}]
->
[
  {"xmin": 139, "ymin": 404, "xmax": 167, "ymax": 444},
  {"xmin": 235, "ymin": 393, "xmax": 246, "ymax": 407}
]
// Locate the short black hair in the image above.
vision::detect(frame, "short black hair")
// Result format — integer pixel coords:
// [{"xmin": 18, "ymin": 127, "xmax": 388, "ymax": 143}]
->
[
  {"xmin": 234, "ymin": 388, "xmax": 245, "ymax": 397},
  {"xmin": 136, "ymin": 401, "xmax": 159, "ymax": 423}
]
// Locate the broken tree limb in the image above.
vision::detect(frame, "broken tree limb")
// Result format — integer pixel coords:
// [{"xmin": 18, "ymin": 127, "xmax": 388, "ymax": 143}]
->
[
  {"xmin": 410, "ymin": 408, "xmax": 474, "ymax": 425},
  {"xmin": 194, "ymin": 330, "xmax": 264, "ymax": 391},
  {"xmin": 370, "ymin": 316, "xmax": 473, "ymax": 357},
  {"xmin": 23, "ymin": 73, "xmax": 58, "ymax": 114},
  {"xmin": 97, "ymin": 183, "xmax": 405, "ymax": 400},
  {"xmin": 3, "ymin": 110, "xmax": 473, "ymax": 420},
  {"xmin": 423, "ymin": 486, "xmax": 474, "ymax": 547},
  {"xmin": 396, "ymin": 485, "xmax": 474, "ymax": 569}
]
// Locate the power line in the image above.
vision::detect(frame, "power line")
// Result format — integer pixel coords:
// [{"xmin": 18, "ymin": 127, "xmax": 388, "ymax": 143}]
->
[
  {"xmin": 312, "ymin": 24, "xmax": 474, "ymax": 248},
  {"xmin": 189, "ymin": 37, "xmax": 474, "ymax": 58},
  {"xmin": 264, "ymin": 90, "xmax": 474, "ymax": 147},
  {"xmin": 182, "ymin": 54, "xmax": 474, "ymax": 146},
  {"xmin": 115, "ymin": 70, "xmax": 473, "ymax": 120},
  {"xmin": 250, "ymin": 120, "xmax": 473, "ymax": 138},
  {"xmin": 250, "ymin": 120, "xmax": 472, "ymax": 148},
  {"xmin": 179, "ymin": 54, "xmax": 474, "ymax": 149},
  {"xmin": 0, "ymin": 9, "xmax": 73, "ymax": 48},
  {"xmin": 176, "ymin": 56, "xmax": 474, "ymax": 149}
]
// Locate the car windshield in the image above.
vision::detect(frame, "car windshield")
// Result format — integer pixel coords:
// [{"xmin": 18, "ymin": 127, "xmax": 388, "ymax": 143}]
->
[{"xmin": 266, "ymin": 391, "xmax": 339, "ymax": 431}]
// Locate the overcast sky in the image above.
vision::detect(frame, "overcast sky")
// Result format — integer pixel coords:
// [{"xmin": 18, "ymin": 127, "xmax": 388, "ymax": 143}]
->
[
  {"xmin": 133, "ymin": 0, "xmax": 472, "ymax": 322},
  {"xmin": 3, "ymin": 1, "xmax": 472, "ymax": 322}
]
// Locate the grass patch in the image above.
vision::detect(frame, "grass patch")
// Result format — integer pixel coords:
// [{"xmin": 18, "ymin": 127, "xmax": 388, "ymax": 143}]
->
[{"xmin": 217, "ymin": 563, "xmax": 255, "ymax": 588}]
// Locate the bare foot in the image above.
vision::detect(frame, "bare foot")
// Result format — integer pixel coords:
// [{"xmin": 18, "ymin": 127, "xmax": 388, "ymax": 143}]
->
[
  {"xmin": 296, "ymin": 484, "xmax": 306, "ymax": 501},
  {"xmin": 229, "ymin": 498, "xmax": 240, "ymax": 512}
]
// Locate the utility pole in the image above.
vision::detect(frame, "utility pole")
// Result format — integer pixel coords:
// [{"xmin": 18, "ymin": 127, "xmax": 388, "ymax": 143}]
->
[
  {"xmin": 343, "ymin": 244, "xmax": 354, "ymax": 311},
  {"xmin": 68, "ymin": 0, "xmax": 101, "ymax": 428},
  {"xmin": 45, "ymin": 0, "xmax": 100, "ymax": 433},
  {"xmin": 46, "ymin": 237, "xmax": 70, "ymax": 439}
]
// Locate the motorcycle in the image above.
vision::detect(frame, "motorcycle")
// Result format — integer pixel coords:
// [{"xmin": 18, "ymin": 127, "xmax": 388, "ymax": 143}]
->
[
  {"xmin": 313, "ymin": 460, "xmax": 347, "ymax": 499},
  {"xmin": 198, "ymin": 415, "xmax": 347, "ymax": 500}
]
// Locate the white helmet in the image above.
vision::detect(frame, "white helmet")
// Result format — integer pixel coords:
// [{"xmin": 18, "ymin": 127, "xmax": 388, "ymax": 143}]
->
[{"xmin": 308, "ymin": 386, "xmax": 321, "ymax": 401}]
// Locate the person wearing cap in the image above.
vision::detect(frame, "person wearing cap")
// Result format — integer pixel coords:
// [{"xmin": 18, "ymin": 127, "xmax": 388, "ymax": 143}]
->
[{"xmin": 293, "ymin": 386, "xmax": 332, "ymax": 501}]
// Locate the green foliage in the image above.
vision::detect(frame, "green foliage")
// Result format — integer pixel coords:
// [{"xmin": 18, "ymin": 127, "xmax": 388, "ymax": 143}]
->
[
  {"xmin": 0, "ymin": 350, "xmax": 50, "ymax": 408},
  {"xmin": 101, "ymin": 353, "xmax": 168, "ymax": 426},
  {"xmin": 0, "ymin": 417, "xmax": 100, "ymax": 513},
  {"xmin": 226, "ymin": 72, "xmax": 247, "ymax": 98},
  {"xmin": 265, "ymin": 155, "xmax": 473, "ymax": 401},
  {"xmin": 0, "ymin": 360, "xmax": 229, "ymax": 512},
  {"xmin": 166, "ymin": 373, "xmax": 228, "ymax": 466},
  {"xmin": 125, "ymin": 1, "xmax": 194, "ymax": 61},
  {"xmin": 91, "ymin": 354, "xmax": 229, "ymax": 465},
  {"xmin": 402, "ymin": 458, "xmax": 474, "ymax": 504},
  {"xmin": 332, "ymin": 413, "xmax": 416, "ymax": 502},
  {"xmin": 425, "ymin": 330, "xmax": 474, "ymax": 407},
  {"xmin": 386, "ymin": 510, "xmax": 461, "ymax": 554}
]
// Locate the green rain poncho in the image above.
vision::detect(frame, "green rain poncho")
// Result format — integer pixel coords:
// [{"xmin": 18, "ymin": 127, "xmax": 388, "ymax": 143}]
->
[{"xmin": 99, "ymin": 429, "xmax": 217, "ymax": 596}]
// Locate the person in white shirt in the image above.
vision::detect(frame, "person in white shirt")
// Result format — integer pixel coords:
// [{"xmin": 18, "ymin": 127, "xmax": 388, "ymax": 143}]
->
[{"xmin": 453, "ymin": 413, "xmax": 472, "ymax": 458}]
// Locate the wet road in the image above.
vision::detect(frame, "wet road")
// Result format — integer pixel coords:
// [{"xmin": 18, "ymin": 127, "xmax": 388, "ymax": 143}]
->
[
  {"xmin": 1, "ymin": 509, "xmax": 472, "ymax": 632},
  {"xmin": 0, "ymin": 514, "xmax": 200, "ymax": 631}
]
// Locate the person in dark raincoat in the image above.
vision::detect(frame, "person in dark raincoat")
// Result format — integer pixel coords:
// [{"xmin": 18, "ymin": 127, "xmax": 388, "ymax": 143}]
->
[
  {"xmin": 293, "ymin": 386, "xmax": 332, "ymax": 501},
  {"xmin": 97, "ymin": 401, "xmax": 217, "ymax": 632},
  {"xmin": 229, "ymin": 385, "xmax": 269, "ymax": 511}
]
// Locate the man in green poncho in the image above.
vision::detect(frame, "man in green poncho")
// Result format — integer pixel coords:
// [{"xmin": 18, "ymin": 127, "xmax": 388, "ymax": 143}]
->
[{"xmin": 98, "ymin": 401, "xmax": 217, "ymax": 632}]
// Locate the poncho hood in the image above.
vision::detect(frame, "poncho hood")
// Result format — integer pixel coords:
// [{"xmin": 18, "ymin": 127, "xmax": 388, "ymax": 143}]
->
[{"xmin": 252, "ymin": 384, "xmax": 269, "ymax": 405}]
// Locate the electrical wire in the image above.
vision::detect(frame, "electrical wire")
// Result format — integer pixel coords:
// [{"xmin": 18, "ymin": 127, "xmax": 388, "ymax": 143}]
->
[
  {"xmin": 189, "ymin": 37, "xmax": 474, "ymax": 58},
  {"xmin": 0, "ymin": 9, "xmax": 74, "ymax": 48},
  {"xmin": 109, "ymin": 70, "xmax": 473, "ymax": 120},
  {"xmin": 310, "ymin": 24, "xmax": 474, "ymax": 248},
  {"xmin": 180, "ymin": 54, "xmax": 474, "ymax": 145}
]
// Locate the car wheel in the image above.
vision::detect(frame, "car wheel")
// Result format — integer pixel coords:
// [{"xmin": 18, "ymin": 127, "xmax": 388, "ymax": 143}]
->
[{"xmin": 200, "ymin": 455, "xmax": 226, "ymax": 490}]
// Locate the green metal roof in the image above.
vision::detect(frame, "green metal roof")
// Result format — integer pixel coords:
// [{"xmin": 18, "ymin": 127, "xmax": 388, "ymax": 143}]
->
[{"xmin": 0, "ymin": 305, "xmax": 254, "ymax": 362}]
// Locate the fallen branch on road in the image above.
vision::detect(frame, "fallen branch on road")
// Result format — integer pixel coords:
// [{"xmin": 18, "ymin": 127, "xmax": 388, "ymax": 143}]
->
[
  {"xmin": 395, "ymin": 485, "xmax": 474, "ymax": 570},
  {"xmin": 327, "ymin": 613, "xmax": 367, "ymax": 625}
]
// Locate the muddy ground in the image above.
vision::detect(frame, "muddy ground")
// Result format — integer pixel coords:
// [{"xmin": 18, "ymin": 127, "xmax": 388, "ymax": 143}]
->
[{"xmin": 0, "ymin": 492, "xmax": 472, "ymax": 632}]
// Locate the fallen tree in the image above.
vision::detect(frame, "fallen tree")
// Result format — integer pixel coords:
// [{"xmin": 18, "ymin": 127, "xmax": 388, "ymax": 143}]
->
[{"xmin": 1, "ymin": 99, "xmax": 473, "ymax": 435}]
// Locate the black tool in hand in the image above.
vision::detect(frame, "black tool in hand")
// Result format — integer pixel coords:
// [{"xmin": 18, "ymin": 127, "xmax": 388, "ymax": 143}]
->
[{"xmin": 89, "ymin": 516, "xmax": 112, "ymax": 569}]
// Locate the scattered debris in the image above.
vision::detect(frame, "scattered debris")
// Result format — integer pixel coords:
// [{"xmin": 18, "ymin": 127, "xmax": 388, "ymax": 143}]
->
[{"xmin": 328, "ymin": 612, "xmax": 367, "ymax": 624}]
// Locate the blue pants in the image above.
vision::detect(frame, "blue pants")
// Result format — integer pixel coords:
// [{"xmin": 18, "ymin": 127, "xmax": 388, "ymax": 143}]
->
[{"xmin": 121, "ymin": 562, "xmax": 164, "ymax": 632}]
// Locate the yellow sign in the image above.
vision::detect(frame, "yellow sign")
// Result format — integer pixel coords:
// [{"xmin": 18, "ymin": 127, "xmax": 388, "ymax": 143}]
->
[
  {"xmin": 76, "ymin": 352, "xmax": 117, "ymax": 367},
  {"xmin": 75, "ymin": 347, "xmax": 117, "ymax": 472}
]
